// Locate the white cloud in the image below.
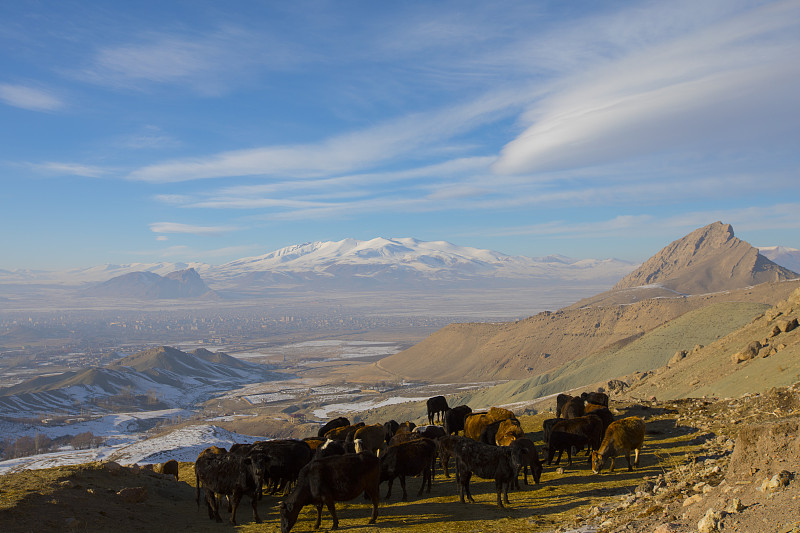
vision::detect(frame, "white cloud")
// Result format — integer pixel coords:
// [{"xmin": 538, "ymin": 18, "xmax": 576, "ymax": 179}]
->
[
  {"xmin": 78, "ymin": 26, "xmax": 305, "ymax": 95},
  {"xmin": 0, "ymin": 83, "xmax": 63, "ymax": 112},
  {"xmin": 29, "ymin": 162, "xmax": 111, "ymax": 178},
  {"xmin": 493, "ymin": 1, "xmax": 800, "ymax": 175},
  {"xmin": 149, "ymin": 222, "xmax": 239, "ymax": 236},
  {"xmin": 126, "ymin": 91, "xmax": 523, "ymax": 183}
]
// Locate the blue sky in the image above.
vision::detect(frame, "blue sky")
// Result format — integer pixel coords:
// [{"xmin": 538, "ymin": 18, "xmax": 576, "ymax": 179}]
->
[{"xmin": 1, "ymin": 0, "xmax": 799, "ymax": 270}]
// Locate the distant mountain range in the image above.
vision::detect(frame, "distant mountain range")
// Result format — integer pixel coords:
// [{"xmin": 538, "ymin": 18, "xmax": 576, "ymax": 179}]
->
[
  {"xmin": 80, "ymin": 268, "xmax": 215, "ymax": 300},
  {"xmin": 1, "ymin": 235, "xmax": 798, "ymax": 301},
  {"xmin": 0, "ymin": 346, "xmax": 283, "ymax": 416},
  {"xmin": 0, "ymin": 238, "xmax": 641, "ymax": 299}
]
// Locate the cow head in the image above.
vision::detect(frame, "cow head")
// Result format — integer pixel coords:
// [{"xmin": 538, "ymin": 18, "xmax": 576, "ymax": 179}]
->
[
  {"xmin": 280, "ymin": 501, "xmax": 299, "ymax": 533},
  {"xmin": 591, "ymin": 451, "xmax": 606, "ymax": 474}
]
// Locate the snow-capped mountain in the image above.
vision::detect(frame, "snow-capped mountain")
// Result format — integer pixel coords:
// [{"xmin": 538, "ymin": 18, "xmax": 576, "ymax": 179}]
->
[
  {"xmin": 1, "ymin": 237, "xmax": 639, "ymax": 296},
  {"xmin": 209, "ymin": 237, "xmax": 637, "ymax": 290},
  {"xmin": 759, "ymin": 246, "xmax": 800, "ymax": 274}
]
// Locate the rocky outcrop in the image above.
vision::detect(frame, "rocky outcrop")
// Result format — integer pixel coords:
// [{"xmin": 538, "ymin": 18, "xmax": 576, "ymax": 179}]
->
[{"xmin": 614, "ymin": 222, "xmax": 798, "ymax": 294}]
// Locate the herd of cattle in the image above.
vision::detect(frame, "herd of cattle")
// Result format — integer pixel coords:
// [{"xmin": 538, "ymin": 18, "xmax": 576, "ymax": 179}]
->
[{"xmin": 190, "ymin": 392, "xmax": 646, "ymax": 532}]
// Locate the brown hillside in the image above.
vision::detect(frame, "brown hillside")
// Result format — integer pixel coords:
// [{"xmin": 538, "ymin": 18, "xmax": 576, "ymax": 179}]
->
[
  {"xmin": 613, "ymin": 221, "xmax": 797, "ymax": 294},
  {"xmin": 622, "ymin": 286, "xmax": 800, "ymax": 400},
  {"xmin": 375, "ymin": 279, "xmax": 800, "ymax": 383}
]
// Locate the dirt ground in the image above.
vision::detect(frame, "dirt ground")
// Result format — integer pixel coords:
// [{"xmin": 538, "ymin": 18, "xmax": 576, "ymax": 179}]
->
[{"xmin": 1, "ymin": 385, "xmax": 799, "ymax": 533}]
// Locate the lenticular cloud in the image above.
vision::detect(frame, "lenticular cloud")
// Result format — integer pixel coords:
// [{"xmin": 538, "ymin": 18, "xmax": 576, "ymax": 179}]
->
[{"xmin": 493, "ymin": 1, "xmax": 800, "ymax": 175}]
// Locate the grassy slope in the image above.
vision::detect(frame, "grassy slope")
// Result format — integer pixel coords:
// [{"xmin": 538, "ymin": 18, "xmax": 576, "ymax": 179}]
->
[
  {"xmin": 625, "ymin": 291, "xmax": 800, "ymax": 400},
  {"xmin": 458, "ymin": 301, "xmax": 769, "ymax": 410}
]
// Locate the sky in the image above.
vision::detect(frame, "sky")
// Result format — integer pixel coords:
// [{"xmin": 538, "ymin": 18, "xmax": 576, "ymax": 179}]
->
[{"xmin": 1, "ymin": 0, "xmax": 799, "ymax": 271}]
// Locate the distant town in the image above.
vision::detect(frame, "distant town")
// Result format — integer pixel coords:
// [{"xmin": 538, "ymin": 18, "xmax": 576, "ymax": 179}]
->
[{"xmin": 0, "ymin": 307, "xmax": 467, "ymax": 388}]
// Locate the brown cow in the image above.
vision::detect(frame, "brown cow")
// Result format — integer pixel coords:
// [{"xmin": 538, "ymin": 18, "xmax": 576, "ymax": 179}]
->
[
  {"xmin": 324, "ymin": 422, "xmax": 365, "ymax": 441},
  {"xmin": 591, "ymin": 416, "xmax": 645, "ymax": 474},
  {"xmin": 464, "ymin": 407, "xmax": 516, "ymax": 440},
  {"xmin": 161, "ymin": 459, "xmax": 179, "ymax": 481},
  {"xmin": 352, "ymin": 424, "xmax": 385, "ymax": 456},
  {"xmin": 495, "ymin": 419, "xmax": 525, "ymax": 446}
]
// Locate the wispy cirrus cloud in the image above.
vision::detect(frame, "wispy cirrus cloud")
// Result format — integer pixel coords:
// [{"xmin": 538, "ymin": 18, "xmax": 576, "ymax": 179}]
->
[
  {"xmin": 126, "ymin": 91, "xmax": 524, "ymax": 183},
  {"xmin": 149, "ymin": 222, "xmax": 239, "ymax": 236},
  {"xmin": 77, "ymin": 26, "xmax": 306, "ymax": 96},
  {"xmin": 0, "ymin": 83, "xmax": 64, "ymax": 111},
  {"xmin": 29, "ymin": 161, "xmax": 112, "ymax": 178},
  {"xmin": 473, "ymin": 203, "xmax": 800, "ymax": 243}
]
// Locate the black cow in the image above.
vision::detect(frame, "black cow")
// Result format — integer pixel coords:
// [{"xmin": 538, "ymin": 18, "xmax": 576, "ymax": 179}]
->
[
  {"xmin": 550, "ymin": 415, "xmax": 604, "ymax": 455},
  {"xmin": 479, "ymin": 419, "xmax": 503, "ymax": 446},
  {"xmin": 436, "ymin": 435, "xmax": 459, "ymax": 479},
  {"xmin": 314, "ymin": 439, "xmax": 355, "ymax": 459},
  {"xmin": 581, "ymin": 391, "xmax": 609, "ymax": 407},
  {"xmin": 379, "ymin": 438, "xmax": 437, "ymax": 500},
  {"xmin": 443, "ymin": 405, "xmax": 472, "ymax": 435},
  {"xmin": 585, "ymin": 405, "xmax": 615, "ymax": 435},
  {"xmin": 413, "ymin": 424, "xmax": 447, "ymax": 440},
  {"xmin": 556, "ymin": 393, "xmax": 572, "ymax": 418},
  {"xmin": 279, "ymin": 452, "xmax": 380, "ymax": 532},
  {"xmin": 508, "ymin": 437, "xmax": 542, "ymax": 487},
  {"xmin": 252, "ymin": 439, "xmax": 312, "ymax": 495},
  {"xmin": 318, "ymin": 417, "xmax": 350, "ymax": 438},
  {"xmin": 561, "ymin": 397, "xmax": 586, "ymax": 419},
  {"xmin": 383, "ymin": 420, "xmax": 400, "ymax": 444},
  {"xmin": 427, "ymin": 395, "xmax": 449, "ymax": 425},
  {"xmin": 542, "ymin": 418, "xmax": 559, "ymax": 446},
  {"xmin": 451, "ymin": 436, "xmax": 522, "ymax": 507},
  {"xmin": 546, "ymin": 431, "xmax": 589, "ymax": 466},
  {"xmin": 195, "ymin": 451, "xmax": 264, "ymax": 525}
]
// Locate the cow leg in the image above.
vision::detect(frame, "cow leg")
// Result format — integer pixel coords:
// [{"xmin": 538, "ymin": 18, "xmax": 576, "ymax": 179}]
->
[
  {"xmin": 365, "ymin": 481, "xmax": 379, "ymax": 524},
  {"xmin": 625, "ymin": 451, "xmax": 633, "ymax": 471},
  {"xmin": 609, "ymin": 455, "xmax": 616, "ymax": 473},
  {"xmin": 441, "ymin": 451, "xmax": 450, "ymax": 478},
  {"xmin": 314, "ymin": 503, "xmax": 323, "ymax": 530},
  {"xmin": 417, "ymin": 470, "xmax": 426, "ymax": 496},
  {"xmin": 325, "ymin": 499, "xmax": 339, "ymax": 530},
  {"xmin": 250, "ymin": 491, "xmax": 261, "ymax": 523},
  {"xmin": 566, "ymin": 447, "xmax": 572, "ymax": 467},
  {"xmin": 461, "ymin": 471, "xmax": 474, "ymax": 503},
  {"xmin": 205, "ymin": 489, "xmax": 222, "ymax": 522},
  {"xmin": 634, "ymin": 448, "xmax": 640, "ymax": 468},
  {"xmin": 385, "ymin": 477, "xmax": 394, "ymax": 499},
  {"xmin": 400, "ymin": 474, "xmax": 408, "ymax": 501},
  {"xmin": 228, "ymin": 490, "xmax": 242, "ymax": 526}
]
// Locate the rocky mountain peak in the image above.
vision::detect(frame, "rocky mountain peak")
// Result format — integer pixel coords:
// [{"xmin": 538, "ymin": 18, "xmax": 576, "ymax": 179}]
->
[{"xmin": 613, "ymin": 222, "xmax": 798, "ymax": 294}]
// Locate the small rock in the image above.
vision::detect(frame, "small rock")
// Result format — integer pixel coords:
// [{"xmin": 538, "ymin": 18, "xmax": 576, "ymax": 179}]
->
[
  {"xmin": 116, "ymin": 486, "xmax": 148, "ymax": 503},
  {"xmin": 654, "ymin": 523, "xmax": 681, "ymax": 533},
  {"xmin": 683, "ymin": 494, "xmax": 704, "ymax": 507},
  {"xmin": 697, "ymin": 508, "xmax": 722, "ymax": 533},
  {"xmin": 103, "ymin": 461, "xmax": 124, "ymax": 475},
  {"xmin": 725, "ymin": 498, "xmax": 745, "ymax": 513},
  {"xmin": 556, "ymin": 467, "xmax": 565, "ymax": 475}
]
